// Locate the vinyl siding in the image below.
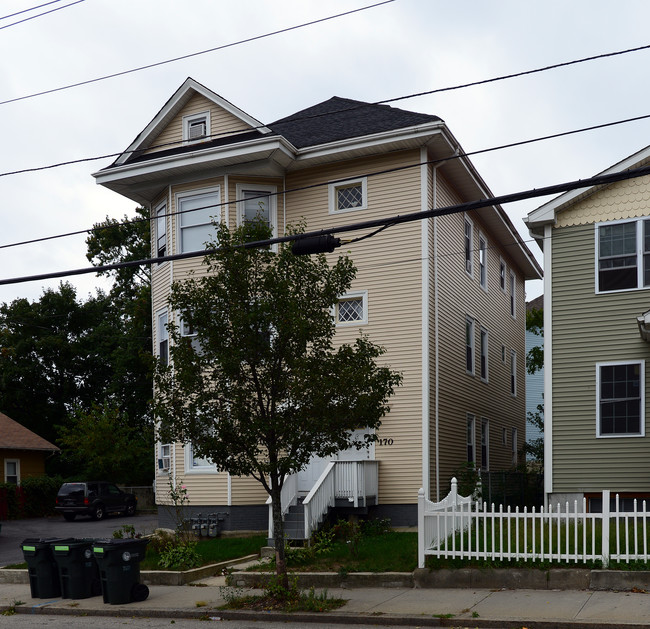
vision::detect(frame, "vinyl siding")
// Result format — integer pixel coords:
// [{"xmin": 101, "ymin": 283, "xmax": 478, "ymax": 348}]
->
[
  {"xmin": 285, "ymin": 149, "xmax": 424, "ymax": 506},
  {"xmin": 434, "ymin": 172, "xmax": 527, "ymax": 493},
  {"xmin": 144, "ymin": 93, "xmax": 254, "ymax": 157},
  {"xmin": 551, "ymin": 222, "xmax": 650, "ymax": 492}
]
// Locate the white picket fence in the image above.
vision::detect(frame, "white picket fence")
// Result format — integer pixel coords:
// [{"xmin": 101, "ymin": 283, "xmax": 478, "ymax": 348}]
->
[{"xmin": 418, "ymin": 480, "xmax": 650, "ymax": 569}]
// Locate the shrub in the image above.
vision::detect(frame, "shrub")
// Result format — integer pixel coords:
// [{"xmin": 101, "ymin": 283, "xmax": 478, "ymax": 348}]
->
[
  {"xmin": 158, "ymin": 540, "xmax": 201, "ymax": 570},
  {"xmin": 0, "ymin": 476, "xmax": 62, "ymax": 519}
]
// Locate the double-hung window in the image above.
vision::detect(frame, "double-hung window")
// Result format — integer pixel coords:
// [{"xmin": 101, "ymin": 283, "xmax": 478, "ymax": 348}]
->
[
  {"xmin": 499, "ymin": 259, "xmax": 506, "ymax": 292},
  {"xmin": 597, "ymin": 218, "xmax": 650, "ymax": 292},
  {"xmin": 481, "ymin": 419, "xmax": 489, "ymax": 471},
  {"xmin": 336, "ymin": 291, "xmax": 367, "ymax": 326},
  {"xmin": 158, "ymin": 444, "xmax": 171, "ymax": 472},
  {"xmin": 5, "ymin": 459, "xmax": 19, "ymax": 484},
  {"xmin": 480, "ymin": 328, "xmax": 488, "ymax": 382},
  {"xmin": 511, "ymin": 428, "xmax": 518, "ymax": 465},
  {"xmin": 236, "ymin": 184, "xmax": 277, "ymax": 237},
  {"xmin": 185, "ymin": 444, "xmax": 218, "ymax": 473},
  {"xmin": 157, "ymin": 311, "xmax": 169, "ymax": 366},
  {"xmin": 479, "ymin": 233, "xmax": 488, "ymax": 290},
  {"xmin": 329, "ymin": 177, "xmax": 367, "ymax": 213},
  {"xmin": 467, "ymin": 415, "xmax": 475, "ymax": 465},
  {"xmin": 597, "ymin": 361, "xmax": 644, "ymax": 437},
  {"xmin": 464, "ymin": 217, "xmax": 473, "ymax": 276},
  {"xmin": 156, "ymin": 203, "xmax": 167, "ymax": 259},
  {"xmin": 177, "ymin": 188, "xmax": 221, "ymax": 253},
  {"xmin": 181, "ymin": 318, "xmax": 203, "ymax": 355},
  {"xmin": 510, "ymin": 350, "xmax": 517, "ymax": 396},
  {"xmin": 509, "ymin": 271, "xmax": 516, "ymax": 318},
  {"xmin": 466, "ymin": 316, "xmax": 475, "ymax": 374}
]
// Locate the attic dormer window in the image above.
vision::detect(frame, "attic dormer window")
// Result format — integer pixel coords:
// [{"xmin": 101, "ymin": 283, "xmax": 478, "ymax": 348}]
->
[{"xmin": 183, "ymin": 111, "xmax": 210, "ymax": 144}]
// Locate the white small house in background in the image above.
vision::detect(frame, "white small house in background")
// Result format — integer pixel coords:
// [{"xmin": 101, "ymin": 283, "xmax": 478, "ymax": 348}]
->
[
  {"xmin": 94, "ymin": 77, "xmax": 541, "ymax": 535},
  {"xmin": 525, "ymin": 295, "xmax": 544, "ymax": 460}
]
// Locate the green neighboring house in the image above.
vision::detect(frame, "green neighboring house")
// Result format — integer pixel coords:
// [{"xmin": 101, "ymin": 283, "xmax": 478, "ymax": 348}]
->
[{"xmin": 525, "ymin": 145, "xmax": 650, "ymax": 511}]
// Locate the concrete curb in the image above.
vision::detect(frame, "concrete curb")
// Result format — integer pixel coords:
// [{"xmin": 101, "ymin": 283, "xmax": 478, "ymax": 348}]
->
[{"xmin": 6, "ymin": 603, "xmax": 650, "ymax": 628}]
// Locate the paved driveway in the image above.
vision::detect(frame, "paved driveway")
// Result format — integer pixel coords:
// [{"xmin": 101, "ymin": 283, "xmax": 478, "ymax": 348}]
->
[{"xmin": 0, "ymin": 512, "xmax": 159, "ymax": 567}]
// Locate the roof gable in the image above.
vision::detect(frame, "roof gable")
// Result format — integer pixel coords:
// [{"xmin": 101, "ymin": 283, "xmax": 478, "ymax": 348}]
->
[
  {"xmin": 269, "ymin": 96, "xmax": 442, "ymax": 149},
  {"xmin": 115, "ymin": 77, "xmax": 270, "ymax": 166},
  {"xmin": 0, "ymin": 412, "xmax": 58, "ymax": 451}
]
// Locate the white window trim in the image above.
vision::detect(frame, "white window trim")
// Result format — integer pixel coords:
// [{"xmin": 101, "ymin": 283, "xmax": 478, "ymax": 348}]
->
[
  {"xmin": 335, "ymin": 290, "xmax": 368, "ymax": 326},
  {"xmin": 155, "ymin": 201, "xmax": 167, "ymax": 262},
  {"xmin": 175, "ymin": 186, "xmax": 221, "ymax": 254},
  {"xmin": 479, "ymin": 232, "xmax": 488, "ymax": 291},
  {"xmin": 595, "ymin": 217, "xmax": 650, "ymax": 295},
  {"xmin": 328, "ymin": 177, "xmax": 368, "ymax": 214},
  {"xmin": 481, "ymin": 419, "xmax": 489, "ymax": 471},
  {"xmin": 499, "ymin": 258, "xmax": 507, "ymax": 293},
  {"xmin": 467, "ymin": 414, "xmax": 475, "ymax": 465},
  {"xmin": 235, "ymin": 183, "xmax": 278, "ymax": 238},
  {"xmin": 464, "ymin": 215, "xmax": 474, "ymax": 278},
  {"xmin": 510, "ymin": 349, "xmax": 517, "ymax": 397},
  {"xmin": 596, "ymin": 360, "xmax": 645, "ymax": 438},
  {"xmin": 182, "ymin": 110, "xmax": 211, "ymax": 144},
  {"xmin": 157, "ymin": 443, "xmax": 171, "ymax": 474},
  {"xmin": 184, "ymin": 443, "xmax": 219, "ymax": 474},
  {"xmin": 509, "ymin": 271, "xmax": 516, "ymax": 319},
  {"xmin": 480, "ymin": 327, "xmax": 489, "ymax": 383},
  {"xmin": 4, "ymin": 459, "xmax": 19, "ymax": 484},
  {"xmin": 156, "ymin": 309, "xmax": 169, "ymax": 365},
  {"xmin": 466, "ymin": 316, "xmax": 475, "ymax": 376}
]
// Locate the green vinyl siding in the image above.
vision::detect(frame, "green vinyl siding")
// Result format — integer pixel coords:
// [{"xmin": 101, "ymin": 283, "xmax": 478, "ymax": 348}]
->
[{"xmin": 552, "ymin": 223, "xmax": 650, "ymax": 493}]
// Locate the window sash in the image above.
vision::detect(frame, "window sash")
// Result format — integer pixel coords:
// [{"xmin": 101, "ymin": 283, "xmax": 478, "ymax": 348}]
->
[
  {"xmin": 467, "ymin": 415, "xmax": 475, "ymax": 464},
  {"xmin": 479, "ymin": 235, "xmax": 487, "ymax": 288},
  {"xmin": 466, "ymin": 317, "xmax": 475, "ymax": 374},
  {"xmin": 480, "ymin": 328, "xmax": 488, "ymax": 381},
  {"xmin": 597, "ymin": 219, "xmax": 650, "ymax": 292},
  {"xmin": 156, "ymin": 205, "xmax": 167, "ymax": 258},
  {"xmin": 464, "ymin": 219, "xmax": 472, "ymax": 275},
  {"xmin": 178, "ymin": 191, "xmax": 220, "ymax": 253},
  {"xmin": 598, "ymin": 362, "xmax": 644, "ymax": 436}
]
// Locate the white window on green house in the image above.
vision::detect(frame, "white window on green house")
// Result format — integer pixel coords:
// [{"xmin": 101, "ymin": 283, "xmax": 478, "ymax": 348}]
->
[
  {"xmin": 597, "ymin": 361, "xmax": 644, "ymax": 437},
  {"xmin": 329, "ymin": 177, "xmax": 367, "ymax": 213},
  {"xmin": 177, "ymin": 188, "xmax": 221, "ymax": 253},
  {"xmin": 336, "ymin": 292, "xmax": 367, "ymax": 326},
  {"xmin": 466, "ymin": 316, "xmax": 475, "ymax": 375},
  {"xmin": 467, "ymin": 415, "xmax": 475, "ymax": 465},
  {"xmin": 481, "ymin": 419, "xmax": 489, "ymax": 471},
  {"xmin": 5, "ymin": 459, "xmax": 19, "ymax": 484}
]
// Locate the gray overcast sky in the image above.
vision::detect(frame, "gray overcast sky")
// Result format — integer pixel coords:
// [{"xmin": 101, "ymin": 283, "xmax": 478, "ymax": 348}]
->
[{"xmin": 1, "ymin": 0, "xmax": 650, "ymax": 305}]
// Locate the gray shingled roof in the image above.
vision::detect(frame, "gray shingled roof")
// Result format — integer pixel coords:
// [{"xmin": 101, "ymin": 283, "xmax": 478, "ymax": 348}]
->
[{"xmin": 269, "ymin": 96, "xmax": 442, "ymax": 149}]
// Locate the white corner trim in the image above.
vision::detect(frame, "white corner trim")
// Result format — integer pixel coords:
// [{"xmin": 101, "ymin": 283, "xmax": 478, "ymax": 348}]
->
[
  {"xmin": 420, "ymin": 147, "xmax": 430, "ymax": 500},
  {"xmin": 543, "ymin": 224, "xmax": 553, "ymax": 500}
]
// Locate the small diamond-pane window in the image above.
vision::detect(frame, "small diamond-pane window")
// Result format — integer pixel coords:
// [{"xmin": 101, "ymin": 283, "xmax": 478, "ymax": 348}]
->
[
  {"xmin": 337, "ymin": 184, "xmax": 363, "ymax": 210},
  {"xmin": 338, "ymin": 297, "xmax": 364, "ymax": 323}
]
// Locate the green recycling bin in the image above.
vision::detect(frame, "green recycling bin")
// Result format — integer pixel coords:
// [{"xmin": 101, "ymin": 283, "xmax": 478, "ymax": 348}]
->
[
  {"xmin": 21, "ymin": 538, "xmax": 72, "ymax": 598},
  {"xmin": 52, "ymin": 539, "xmax": 101, "ymax": 599},
  {"xmin": 92, "ymin": 538, "xmax": 149, "ymax": 604}
]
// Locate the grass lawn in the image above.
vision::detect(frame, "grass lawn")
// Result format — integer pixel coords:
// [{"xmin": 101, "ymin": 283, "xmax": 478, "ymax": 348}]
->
[
  {"xmin": 254, "ymin": 531, "xmax": 418, "ymax": 573},
  {"xmin": 140, "ymin": 534, "xmax": 267, "ymax": 570}
]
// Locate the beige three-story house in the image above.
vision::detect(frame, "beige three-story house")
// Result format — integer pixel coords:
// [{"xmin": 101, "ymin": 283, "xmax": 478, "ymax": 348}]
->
[
  {"xmin": 526, "ymin": 145, "xmax": 650, "ymax": 511},
  {"xmin": 94, "ymin": 78, "xmax": 541, "ymax": 533}
]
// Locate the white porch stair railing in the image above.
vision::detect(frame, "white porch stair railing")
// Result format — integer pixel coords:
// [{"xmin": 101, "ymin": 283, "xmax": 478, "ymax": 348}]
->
[{"xmin": 267, "ymin": 460, "xmax": 379, "ymax": 541}]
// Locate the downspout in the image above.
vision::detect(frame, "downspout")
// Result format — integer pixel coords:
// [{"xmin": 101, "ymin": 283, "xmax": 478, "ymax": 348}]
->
[
  {"xmin": 433, "ymin": 170, "xmax": 440, "ymax": 502},
  {"xmin": 543, "ymin": 223, "xmax": 553, "ymax": 507},
  {"xmin": 420, "ymin": 147, "xmax": 430, "ymax": 499}
]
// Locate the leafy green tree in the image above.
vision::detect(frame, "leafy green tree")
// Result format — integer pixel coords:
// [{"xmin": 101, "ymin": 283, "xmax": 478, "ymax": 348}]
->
[
  {"xmin": 523, "ymin": 305, "xmax": 544, "ymax": 464},
  {"xmin": 57, "ymin": 403, "xmax": 153, "ymax": 484},
  {"xmin": 154, "ymin": 220, "xmax": 401, "ymax": 588}
]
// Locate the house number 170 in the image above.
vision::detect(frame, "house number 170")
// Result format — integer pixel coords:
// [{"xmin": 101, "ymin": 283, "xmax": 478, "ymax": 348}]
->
[{"xmin": 376, "ymin": 438, "xmax": 394, "ymax": 446}]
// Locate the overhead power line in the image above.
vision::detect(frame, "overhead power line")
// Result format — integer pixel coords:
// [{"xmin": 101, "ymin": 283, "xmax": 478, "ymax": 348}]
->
[
  {"xmin": 0, "ymin": 0, "xmax": 85, "ymax": 30},
  {"xmin": 2, "ymin": 163, "xmax": 650, "ymax": 287},
  {"xmin": 3, "ymin": 39, "xmax": 650, "ymax": 179},
  {"xmin": 2, "ymin": 110, "xmax": 650, "ymax": 254},
  {"xmin": 0, "ymin": 1, "xmax": 394, "ymax": 106},
  {"xmin": 0, "ymin": 0, "xmax": 66, "ymax": 20}
]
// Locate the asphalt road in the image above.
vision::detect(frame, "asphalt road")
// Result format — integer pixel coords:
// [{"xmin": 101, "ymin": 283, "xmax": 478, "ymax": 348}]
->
[{"xmin": 0, "ymin": 512, "xmax": 160, "ymax": 567}]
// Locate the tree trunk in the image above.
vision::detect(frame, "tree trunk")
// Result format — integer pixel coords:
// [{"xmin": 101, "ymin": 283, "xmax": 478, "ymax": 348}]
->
[{"xmin": 270, "ymin": 479, "xmax": 289, "ymax": 591}]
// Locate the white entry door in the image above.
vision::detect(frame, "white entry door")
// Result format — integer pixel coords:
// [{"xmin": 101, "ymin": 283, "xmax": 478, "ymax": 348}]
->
[
  {"xmin": 297, "ymin": 454, "xmax": 330, "ymax": 494},
  {"xmin": 337, "ymin": 428, "xmax": 375, "ymax": 461}
]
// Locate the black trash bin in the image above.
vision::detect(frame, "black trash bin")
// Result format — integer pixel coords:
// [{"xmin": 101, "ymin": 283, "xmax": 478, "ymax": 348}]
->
[
  {"xmin": 92, "ymin": 538, "xmax": 149, "ymax": 604},
  {"xmin": 52, "ymin": 539, "xmax": 101, "ymax": 599},
  {"xmin": 21, "ymin": 538, "xmax": 72, "ymax": 598}
]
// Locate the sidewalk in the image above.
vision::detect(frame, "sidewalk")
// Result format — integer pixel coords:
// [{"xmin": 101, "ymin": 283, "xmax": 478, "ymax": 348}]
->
[{"xmin": 3, "ymin": 574, "xmax": 650, "ymax": 628}]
